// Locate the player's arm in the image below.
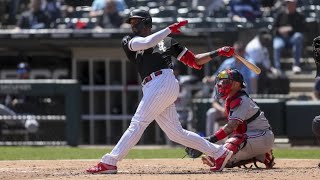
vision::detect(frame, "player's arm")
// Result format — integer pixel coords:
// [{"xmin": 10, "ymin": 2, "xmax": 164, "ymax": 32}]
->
[
  {"xmin": 176, "ymin": 46, "xmax": 235, "ymax": 70},
  {"xmin": 206, "ymin": 120, "xmax": 241, "ymax": 143},
  {"xmin": 206, "ymin": 97, "xmax": 245, "ymax": 143},
  {"xmin": 194, "ymin": 47, "xmax": 235, "ymax": 65},
  {"xmin": 128, "ymin": 20, "xmax": 188, "ymax": 51}
]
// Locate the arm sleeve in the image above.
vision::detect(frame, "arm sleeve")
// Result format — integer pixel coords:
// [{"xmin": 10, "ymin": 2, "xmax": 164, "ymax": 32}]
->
[{"xmin": 128, "ymin": 28, "xmax": 171, "ymax": 51}]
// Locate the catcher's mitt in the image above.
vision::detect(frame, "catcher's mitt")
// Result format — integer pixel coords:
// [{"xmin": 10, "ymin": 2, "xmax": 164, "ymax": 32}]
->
[{"xmin": 185, "ymin": 147, "xmax": 203, "ymax": 158}]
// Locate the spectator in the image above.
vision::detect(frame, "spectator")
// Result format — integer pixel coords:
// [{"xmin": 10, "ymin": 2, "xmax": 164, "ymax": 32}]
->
[
  {"xmin": 191, "ymin": 0, "xmax": 225, "ymax": 16},
  {"xmin": 90, "ymin": 0, "xmax": 127, "ymax": 17},
  {"xmin": 246, "ymin": 28, "xmax": 274, "ymax": 72},
  {"xmin": 272, "ymin": 0, "xmax": 306, "ymax": 74},
  {"xmin": 16, "ymin": 0, "xmax": 50, "ymax": 29},
  {"xmin": 261, "ymin": 0, "xmax": 276, "ymax": 7},
  {"xmin": 203, "ymin": 41, "xmax": 256, "ymax": 94},
  {"xmin": 205, "ymin": 92, "xmax": 226, "ymax": 136},
  {"xmin": 7, "ymin": 0, "xmax": 30, "ymax": 25},
  {"xmin": 0, "ymin": 62, "xmax": 39, "ymax": 133},
  {"xmin": 229, "ymin": 0, "xmax": 262, "ymax": 22},
  {"xmin": 246, "ymin": 28, "xmax": 282, "ymax": 93},
  {"xmin": 42, "ymin": 0, "xmax": 62, "ymax": 25},
  {"xmin": 95, "ymin": 0, "xmax": 124, "ymax": 29}
]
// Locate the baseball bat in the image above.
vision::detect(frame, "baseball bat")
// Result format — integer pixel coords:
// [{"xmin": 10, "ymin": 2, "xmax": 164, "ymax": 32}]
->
[{"xmin": 234, "ymin": 53, "xmax": 261, "ymax": 74}]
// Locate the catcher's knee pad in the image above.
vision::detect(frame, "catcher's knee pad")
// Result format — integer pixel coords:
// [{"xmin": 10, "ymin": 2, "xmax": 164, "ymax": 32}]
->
[{"xmin": 224, "ymin": 134, "xmax": 247, "ymax": 154}]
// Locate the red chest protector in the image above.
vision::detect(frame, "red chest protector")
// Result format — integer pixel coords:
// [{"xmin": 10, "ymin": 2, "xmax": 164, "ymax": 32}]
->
[{"xmin": 225, "ymin": 90, "xmax": 248, "ymax": 134}]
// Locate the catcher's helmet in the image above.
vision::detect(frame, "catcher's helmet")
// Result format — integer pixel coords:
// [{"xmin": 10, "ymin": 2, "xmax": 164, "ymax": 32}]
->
[
  {"xmin": 216, "ymin": 69, "xmax": 246, "ymax": 87},
  {"xmin": 126, "ymin": 9, "xmax": 152, "ymax": 27},
  {"xmin": 215, "ymin": 69, "xmax": 246, "ymax": 99}
]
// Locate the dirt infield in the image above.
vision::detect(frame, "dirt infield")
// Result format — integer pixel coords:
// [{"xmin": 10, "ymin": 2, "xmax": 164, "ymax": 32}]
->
[{"xmin": 0, "ymin": 159, "xmax": 319, "ymax": 180}]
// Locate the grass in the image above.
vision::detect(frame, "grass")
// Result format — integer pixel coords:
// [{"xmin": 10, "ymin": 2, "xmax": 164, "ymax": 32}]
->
[{"xmin": 0, "ymin": 146, "xmax": 319, "ymax": 160}]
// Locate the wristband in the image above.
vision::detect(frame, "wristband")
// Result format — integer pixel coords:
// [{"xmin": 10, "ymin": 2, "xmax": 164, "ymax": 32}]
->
[
  {"xmin": 214, "ymin": 128, "xmax": 227, "ymax": 141},
  {"xmin": 209, "ymin": 50, "xmax": 218, "ymax": 58}
]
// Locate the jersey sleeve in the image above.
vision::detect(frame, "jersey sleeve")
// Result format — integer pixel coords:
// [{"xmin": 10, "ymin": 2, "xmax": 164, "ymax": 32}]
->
[
  {"xmin": 122, "ymin": 35, "xmax": 136, "ymax": 62},
  {"xmin": 170, "ymin": 38, "xmax": 186, "ymax": 59},
  {"xmin": 228, "ymin": 97, "xmax": 247, "ymax": 122},
  {"xmin": 129, "ymin": 28, "xmax": 171, "ymax": 51}
]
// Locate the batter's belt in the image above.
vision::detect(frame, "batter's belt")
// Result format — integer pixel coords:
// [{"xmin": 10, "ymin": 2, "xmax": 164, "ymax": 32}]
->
[{"xmin": 142, "ymin": 70, "xmax": 163, "ymax": 85}]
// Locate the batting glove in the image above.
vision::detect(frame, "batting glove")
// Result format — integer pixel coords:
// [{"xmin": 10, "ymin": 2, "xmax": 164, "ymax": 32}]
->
[
  {"xmin": 168, "ymin": 20, "xmax": 188, "ymax": 34},
  {"xmin": 218, "ymin": 46, "xmax": 234, "ymax": 57}
]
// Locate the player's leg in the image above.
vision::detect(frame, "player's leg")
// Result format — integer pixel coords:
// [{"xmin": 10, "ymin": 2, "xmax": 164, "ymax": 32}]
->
[
  {"xmin": 101, "ymin": 70, "xmax": 180, "ymax": 164},
  {"xmin": 156, "ymin": 104, "xmax": 227, "ymax": 160},
  {"xmin": 289, "ymin": 32, "xmax": 303, "ymax": 68},
  {"xmin": 227, "ymin": 130, "xmax": 274, "ymax": 168},
  {"xmin": 273, "ymin": 36, "xmax": 286, "ymax": 70},
  {"xmin": 87, "ymin": 69, "xmax": 181, "ymax": 173},
  {"xmin": 156, "ymin": 104, "xmax": 232, "ymax": 171}
]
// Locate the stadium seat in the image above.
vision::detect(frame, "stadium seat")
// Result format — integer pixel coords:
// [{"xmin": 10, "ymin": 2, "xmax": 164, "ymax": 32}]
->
[
  {"xmin": 150, "ymin": 6, "xmax": 177, "ymax": 29},
  {"xmin": 177, "ymin": 7, "xmax": 207, "ymax": 28},
  {"xmin": 72, "ymin": 6, "xmax": 91, "ymax": 18}
]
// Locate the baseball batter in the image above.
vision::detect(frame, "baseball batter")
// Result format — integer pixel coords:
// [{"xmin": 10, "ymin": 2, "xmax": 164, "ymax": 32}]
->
[
  {"xmin": 188, "ymin": 69, "xmax": 275, "ymax": 168},
  {"xmin": 86, "ymin": 9, "xmax": 236, "ymax": 174}
]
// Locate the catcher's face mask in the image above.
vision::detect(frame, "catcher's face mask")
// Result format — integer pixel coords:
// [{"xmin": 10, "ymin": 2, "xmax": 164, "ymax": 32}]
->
[{"xmin": 215, "ymin": 70, "xmax": 233, "ymax": 99}]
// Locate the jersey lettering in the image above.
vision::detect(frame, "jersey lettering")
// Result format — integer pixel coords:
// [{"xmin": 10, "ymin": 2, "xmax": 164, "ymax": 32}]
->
[{"xmin": 158, "ymin": 40, "xmax": 167, "ymax": 52}]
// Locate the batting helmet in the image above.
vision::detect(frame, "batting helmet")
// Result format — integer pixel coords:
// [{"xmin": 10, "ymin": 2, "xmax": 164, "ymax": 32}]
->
[
  {"xmin": 215, "ymin": 69, "xmax": 246, "ymax": 99},
  {"xmin": 126, "ymin": 9, "xmax": 152, "ymax": 35}
]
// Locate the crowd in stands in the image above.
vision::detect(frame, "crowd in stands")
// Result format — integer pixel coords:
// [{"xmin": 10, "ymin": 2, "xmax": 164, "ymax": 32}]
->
[
  {"xmin": 0, "ymin": 0, "xmax": 317, "ymax": 30},
  {"xmin": 0, "ymin": 0, "xmax": 318, "ymax": 94}
]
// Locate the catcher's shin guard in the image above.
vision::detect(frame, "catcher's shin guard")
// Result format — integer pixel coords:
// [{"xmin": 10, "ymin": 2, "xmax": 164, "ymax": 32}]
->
[
  {"xmin": 225, "ymin": 158, "xmax": 258, "ymax": 168},
  {"xmin": 224, "ymin": 134, "xmax": 247, "ymax": 154},
  {"xmin": 225, "ymin": 150, "xmax": 275, "ymax": 169}
]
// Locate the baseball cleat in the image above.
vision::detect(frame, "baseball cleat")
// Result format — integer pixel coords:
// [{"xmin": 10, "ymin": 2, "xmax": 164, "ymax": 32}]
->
[
  {"xmin": 210, "ymin": 150, "xmax": 233, "ymax": 172},
  {"xmin": 201, "ymin": 155, "xmax": 215, "ymax": 167},
  {"xmin": 86, "ymin": 162, "xmax": 117, "ymax": 174}
]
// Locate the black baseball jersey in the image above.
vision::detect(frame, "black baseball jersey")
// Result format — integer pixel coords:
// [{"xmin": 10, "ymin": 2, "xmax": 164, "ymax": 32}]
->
[{"xmin": 122, "ymin": 35, "xmax": 185, "ymax": 80}]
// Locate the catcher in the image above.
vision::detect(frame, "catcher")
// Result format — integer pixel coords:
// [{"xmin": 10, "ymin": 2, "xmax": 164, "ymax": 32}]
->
[{"xmin": 186, "ymin": 69, "xmax": 275, "ymax": 169}]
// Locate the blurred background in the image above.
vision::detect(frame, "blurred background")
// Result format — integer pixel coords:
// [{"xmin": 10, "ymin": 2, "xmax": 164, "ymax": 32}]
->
[{"xmin": 0, "ymin": 0, "xmax": 319, "ymax": 147}]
